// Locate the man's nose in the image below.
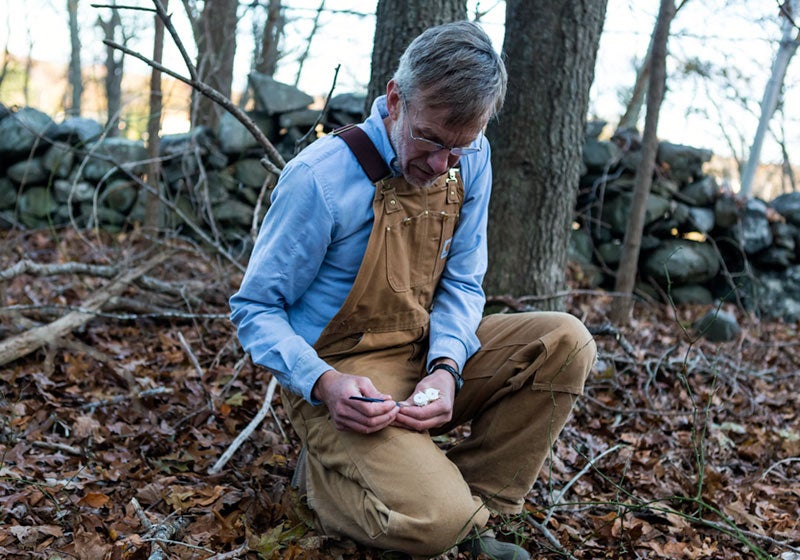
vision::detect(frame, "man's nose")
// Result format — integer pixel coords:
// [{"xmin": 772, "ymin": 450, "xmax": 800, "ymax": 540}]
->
[{"xmin": 427, "ymin": 149, "xmax": 457, "ymax": 174}]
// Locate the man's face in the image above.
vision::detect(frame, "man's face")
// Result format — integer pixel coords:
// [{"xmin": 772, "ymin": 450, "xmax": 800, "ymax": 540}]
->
[{"xmin": 386, "ymin": 82, "xmax": 487, "ymax": 188}]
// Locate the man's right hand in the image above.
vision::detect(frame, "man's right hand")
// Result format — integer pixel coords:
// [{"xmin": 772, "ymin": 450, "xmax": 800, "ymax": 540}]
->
[{"xmin": 312, "ymin": 369, "xmax": 399, "ymax": 433}]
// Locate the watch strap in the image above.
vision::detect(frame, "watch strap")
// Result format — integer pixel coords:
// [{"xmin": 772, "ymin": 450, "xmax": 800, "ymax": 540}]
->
[{"xmin": 428, "ymin": 363, "xmax": 463, "ymax": 394}]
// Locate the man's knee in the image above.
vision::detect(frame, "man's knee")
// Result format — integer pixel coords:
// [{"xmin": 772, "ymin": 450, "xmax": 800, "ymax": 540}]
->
[
  {"xmin": 390, "ymin": 494, "xmax": 484, "ymax": 555},
  {"xmin": 546, "ymin": 312, "xmax": 596, "ymax": 387}
]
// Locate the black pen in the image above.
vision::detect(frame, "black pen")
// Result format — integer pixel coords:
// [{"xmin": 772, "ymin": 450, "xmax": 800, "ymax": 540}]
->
[{"xmin": 349, "ymin": 396, "xmax": 386, "ymax": 403}]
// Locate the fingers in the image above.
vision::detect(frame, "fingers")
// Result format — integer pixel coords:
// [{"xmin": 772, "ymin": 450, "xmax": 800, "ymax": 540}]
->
[{"xmin": 331, "ymin": 398, "xmax": 398, "ymax": 433}]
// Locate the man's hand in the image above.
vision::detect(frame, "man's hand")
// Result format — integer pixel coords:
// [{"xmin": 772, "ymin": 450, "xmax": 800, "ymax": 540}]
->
[
  {"xmin": 393, "ymin": 364, "xmax": 457, "ymax": 432},
  {"xmin": 312, "ymin": 369, "xmax": 399, "ymax": 433}
]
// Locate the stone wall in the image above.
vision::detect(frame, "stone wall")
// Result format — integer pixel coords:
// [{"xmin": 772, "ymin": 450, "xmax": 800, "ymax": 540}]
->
[
  {"xmin": 0, "ymin": 74, "xmax": 365, "ymax": 248},
  {"xmin": 573, "ymin": 124, "xmax": 800, "ymax": 321},
  {"xmin": 1, "ymin": 75, "xmax": 799, "ymax": 320}
]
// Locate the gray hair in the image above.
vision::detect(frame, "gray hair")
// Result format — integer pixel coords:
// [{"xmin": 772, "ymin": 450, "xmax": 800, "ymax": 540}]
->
[{"xmin": 392, "ymin": 20, "xmax": 507, "ymax": 128}]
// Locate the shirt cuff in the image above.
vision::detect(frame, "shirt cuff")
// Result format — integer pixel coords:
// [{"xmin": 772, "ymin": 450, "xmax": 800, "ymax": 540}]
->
[{"xmin": 427, "ymin": 335, "xmax": 469, "ymax": 373}]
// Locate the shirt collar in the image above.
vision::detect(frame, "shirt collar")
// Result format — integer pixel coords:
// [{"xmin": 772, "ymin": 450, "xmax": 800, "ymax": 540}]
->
[{"xmin": 364, "ymin": 95, "xmax": 402, "ymax": 176}]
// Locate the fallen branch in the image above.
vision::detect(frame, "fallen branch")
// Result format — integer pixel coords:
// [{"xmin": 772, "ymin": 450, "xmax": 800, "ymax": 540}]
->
[
  {"xmin": 80, "ymin": 387, "xmax": 173, "ymax": 411},
  {"xmin": 130, "ymin": 496, "xmax": 190, "ymax": 560},
  {"xmin": 0, "ymin": 251, "xmax": 170, "ymax": 366},
  {"xmin": 204, "ymin": 544, "xmax": 249, "ymax": 560},
  {"xmin": 208, "ymin": 375, "xmax": 279, "ymax": 475}
]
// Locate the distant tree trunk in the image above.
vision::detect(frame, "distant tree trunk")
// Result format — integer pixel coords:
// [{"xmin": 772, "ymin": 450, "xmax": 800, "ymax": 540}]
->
[
  {"xmin": 740, "ymin": 0, "xmax": 800, "ymax": 198},
  {"xmin": 23, "ymin": 29, "xmax": 33, "ymax": 105},
  {"xmin": 97, "ymin": 2, "xmax": 125, "ymax": 136},
  {"xmin": 610, "ymin": 0, "xmax": 675, "ymax": 325},
  {"xmin": 617, "ymin": 1, "xmax": 690, "ymax": 132},
  {"xmin": 185, "ymin": 0, "xmax": 239, "ymax": 130},
  {"xmin": 294, "ymin": 0, "xmax": 325, "ymax": 87},
  {"xmin": 254, "ymin": 0, "xmax": 283, "ymax": 76},
  {"xmin": 484, "ymin": 0, "xmax": 607, "ymax": 310},
  {"xmin": 145, "ymin": 0, "xmax": 167, "ymax": 230},
  {"xmin": 365, "ymin": 0, "xmax": 467, "ymax": 114},
  {"xmin": 67, "ymin": 0, "xmax": 82, "ymax": 117}
]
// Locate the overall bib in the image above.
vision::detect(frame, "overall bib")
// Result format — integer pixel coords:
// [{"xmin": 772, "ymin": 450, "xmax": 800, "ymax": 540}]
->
[{"xmin": 282, "ymin": 127, "xmax": 596, "ymax": 556}]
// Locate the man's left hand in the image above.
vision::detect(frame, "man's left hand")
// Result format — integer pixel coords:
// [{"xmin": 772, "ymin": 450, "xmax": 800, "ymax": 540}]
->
[{"xmin": 392, "ymin": 365, "xmax": 457, "ymax": 431}]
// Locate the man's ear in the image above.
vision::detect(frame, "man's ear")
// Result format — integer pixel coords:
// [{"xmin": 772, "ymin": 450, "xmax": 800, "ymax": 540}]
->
[{"xmin": 385, "ymin": 80, "xmax": 401, "ymax": 121}]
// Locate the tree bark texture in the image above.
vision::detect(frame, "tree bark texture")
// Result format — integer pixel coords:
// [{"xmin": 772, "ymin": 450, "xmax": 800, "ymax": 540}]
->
[
  {"xmin": 610, "ymin": 0, "xmax": 675, "ymax": 325},
  {"xmin": 484, "ymin": 0, "xmax": 607, "ymax": 310},
  {"xmin": 192, "ymin": 0, "xmax": 239, "ymax": 130},
  {"xmin": 67, "ymin": 0, "xmax": 82, "ymax": 117},
  {"xmin": 365, "ymin": 0, "xmax": 467, "ymax": 114},
  {"xmin": 98, "ymin": 4, "xmax": 124, "ymax": 136},
  {"xmin": 145, "ymin": 0, "xmax": 167, "ymax": 230},
  {"xmin": 254, "ymin": 0, "xmax": 284, "ymax": 76}
]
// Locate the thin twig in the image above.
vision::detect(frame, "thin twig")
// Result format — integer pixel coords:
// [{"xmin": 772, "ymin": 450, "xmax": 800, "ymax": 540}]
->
[
  {"xmin": 208, "ymin": 376, "xmax": 279, "ymax": 475},
  {"xmin": 101, "ymin": 38, "xmax": 285, "ymax": 173},
  {"xmin": 294, "ymin": 63, "xmax": 341, "ymax": 153}
]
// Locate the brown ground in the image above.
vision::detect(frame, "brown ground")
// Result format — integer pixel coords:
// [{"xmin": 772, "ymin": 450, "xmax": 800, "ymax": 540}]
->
[{"xmin": 1, "ymin": 228, "xmax": 798, "ymax": 559}]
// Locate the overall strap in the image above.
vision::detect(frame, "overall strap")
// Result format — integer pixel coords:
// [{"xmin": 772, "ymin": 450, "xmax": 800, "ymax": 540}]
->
[{"xmin": 332, "ymin": 124, "xmax": 392, "ymax": 183}]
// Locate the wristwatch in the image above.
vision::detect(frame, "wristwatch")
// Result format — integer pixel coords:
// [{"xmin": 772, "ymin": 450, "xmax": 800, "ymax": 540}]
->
[{"xmin": 428, "ymin": 362, "xmax": 463, "ymax": 394}]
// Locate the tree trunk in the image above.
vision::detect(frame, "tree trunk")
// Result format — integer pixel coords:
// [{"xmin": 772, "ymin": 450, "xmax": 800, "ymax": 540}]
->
[
  {"xmin": 254, "ymin": 0, "xmax": 284, "ymax": 76},
  {"xmin": 617, "ymin": 0, "xmax": 690, "ymax": 132},
  {"xmin": 610, "ymin": 0, "xmax": 675, "ymax": 325},
  {"xmin": 294, "ymin": 0, "xmax": 325, "ymax": 87},
  {"xmin": 739, "ymin": 0, "xmax": 800, "ymax": 198},
  {"xmin": 67, "ymin": 0, "xmax": 82, "ymax": 117},
  {"xmin": 190, "ymin": 0, "xmax": 239, "ymax": 130},
  {"xmin": 145, "ymin": 0, "xmax": 167, "ymax": 230},
  {"xmin": 365, "ymin": 0, "xmax": 467, "ymax": 114},
  {"xmin": 98, "ymin": 3, "xmax": 124, "ymax": 136},
  {"xmin": 484, "ymin": 0, "xmax": 607, "ymax": 310}
]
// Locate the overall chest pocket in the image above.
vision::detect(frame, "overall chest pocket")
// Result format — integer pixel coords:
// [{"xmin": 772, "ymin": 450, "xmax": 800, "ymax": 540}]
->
[{"xmin": 385, "ymin": 209, "xmax": 458, "ymax": 292}]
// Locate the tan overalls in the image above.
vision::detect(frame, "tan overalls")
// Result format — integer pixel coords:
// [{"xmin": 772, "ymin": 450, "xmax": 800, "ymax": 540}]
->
[{"xmin": 282, "ymin": 131, "xmax": 596, "ymax": 557}]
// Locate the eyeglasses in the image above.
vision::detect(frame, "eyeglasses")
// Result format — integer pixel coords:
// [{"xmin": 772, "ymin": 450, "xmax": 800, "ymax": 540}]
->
[{"xmin": 401, "ymin": 96, "xmax": 483, "ymax": 156}]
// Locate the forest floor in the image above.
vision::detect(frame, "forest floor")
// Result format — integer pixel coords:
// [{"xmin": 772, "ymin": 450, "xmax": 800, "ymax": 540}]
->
[{"xmin": 1, "ymin": 228, "xmax": 799, "ymax": 560}]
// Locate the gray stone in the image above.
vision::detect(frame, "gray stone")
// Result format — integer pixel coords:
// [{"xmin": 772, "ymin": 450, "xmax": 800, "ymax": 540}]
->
[
  {"xmin": 670, "ymin": 284, "xmax": 714, "ymax": 305},
  {"xmin": 279, "ymin": 108, "xmax": 321, "ymax": 130},
  {"xmin": 205, "ymin": 171, "xmax": 236, "ymax": 203},
  {"xmin": 329, "ymin": 93, "xmax": 367, "ymax": 118},
  {"xmin": 248, "ymin": 73, "xmax": 314, "ymax": 115},
  {"xmin": 585, "ymin": 120, "xmax": 607, "ymax": 139},
  {"xmin": 101, "ymin": 178, "xmax": 139, "ymax": 213},
  {"xmin": 772, "ymin": 192, "xmax": 800, "ymax": 226},
  {"xmin": 216, "ymin": 111, "xmax": 276, "ymax": 154},
  {"xmin": 212, "ymin": 198, "xmax": 254, "ymax": 226},
  {"xmin": 569, "ymin": 227, "xmax": 594, "ymax": 265},
  {"xmin": 81, "ymin": 202, "xmax": 126, "ymax": 228},
  {"xmin": 642, "ymin": 239, "xmax": 720, "ymax": 285},
  {"xmin": 596, "ymin": 240, "xmax": 623, "ymax": 266},
  {"xmin": 741, "ymin": 198, "xmax": 773, "ymax": 255},
  {"xmin": 602, "ymin": 192, "xmax": 671, "ymax": 236},
  {"xmin": 714, "ymin": 194, "xmax": 740, "ymax": 229},
  {"xmin": 657, "ymin": 141, "xmax": 713, "ymax": 184},
  {"xmin": 233, "ymin": 158, "xmax": 272, "ymax": 189},
  {"xmin": 52, "ymin": 117, "xmax": 104, "ymax": 145},
  {"xmin": 42, "ymin": 142, "xmax": 75, "ymax": 178},
  {"xmin": 0, "ymin": 107, "xmax": 55, "ymax": 158},
  {"xmin": 54, "ymin": 179, "xmax": 94, "ymax": 203},
  {"xmin": 755, "ymin": 247, "xmax": 795, "ymax": 269},
  {"xmin": 18, "ymin": 186, "xmax": 57, "ymax": 218},
  {"xmin": 679, "ymin": 175, "xmax": 717, "ymax": 206},
  {"xmin": 693, "ymin": 309, "xmax": 741, "ymax": 342},
  {"xmin": 7, "ymin": 158, "xmax": 47, "ymax": 185},
  {"xmin": 81, "ymin": 138, "xmax": 148, "ymax": 182},
  {"xmin": 651, "ymin": 177, "xmax": 680, "ymax": 198},
  {"xmin": 582, "ymin": 138, "xmax": 621, "ymax": 172},
  {"xmin": 0, "ymin": 177, "xmax": 16, "ymax": 209},
  {"xmin": 687, "ymin": 207, "xmax": 715, "ymax": 233}
]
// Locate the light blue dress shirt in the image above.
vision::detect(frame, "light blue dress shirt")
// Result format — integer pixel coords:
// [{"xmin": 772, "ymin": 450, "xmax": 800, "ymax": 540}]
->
[{"xmin": 230, "ymin": 96, "xmax": 493, "ymax": 404}]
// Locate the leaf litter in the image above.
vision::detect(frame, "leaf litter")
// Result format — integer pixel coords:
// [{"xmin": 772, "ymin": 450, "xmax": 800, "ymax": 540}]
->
[{"xmin": 1, "ymin": 229, "xmax": 798, "ymax": 559}]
